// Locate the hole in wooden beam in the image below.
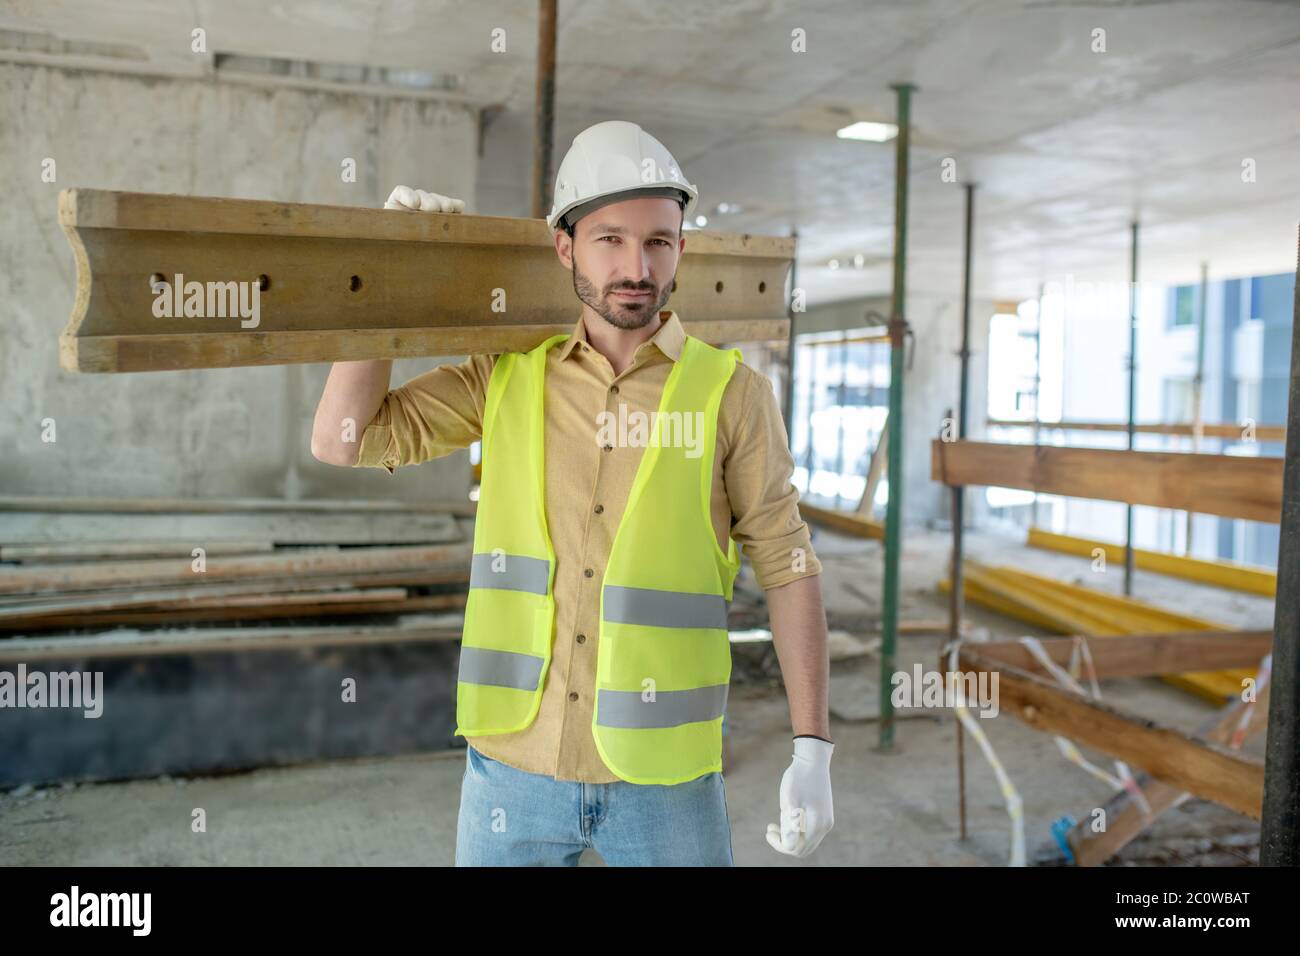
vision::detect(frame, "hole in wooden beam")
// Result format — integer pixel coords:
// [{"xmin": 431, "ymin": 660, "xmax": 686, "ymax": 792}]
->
[
  {"xmin": 715, "ymin": 280, "xmax": 724, "ymax": 293},
  {"xmin": 349, "ymin": 275, "xmax": 362, "ymax": 292},
  {"xmin": 257, "ymin": 274, "xmax": 271, "ymax": 292}
]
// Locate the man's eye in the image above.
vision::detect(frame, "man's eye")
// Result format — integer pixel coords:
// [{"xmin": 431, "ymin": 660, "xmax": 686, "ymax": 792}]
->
[{"xmin": 651, "ymin": 239, "xmax": 670, "ymax": 246}]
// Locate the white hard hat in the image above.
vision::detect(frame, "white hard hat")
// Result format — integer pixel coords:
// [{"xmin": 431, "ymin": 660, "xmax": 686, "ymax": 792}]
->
[{"xmin": 547, "ymin": 120, "xmax": 699, "ymax": 232}]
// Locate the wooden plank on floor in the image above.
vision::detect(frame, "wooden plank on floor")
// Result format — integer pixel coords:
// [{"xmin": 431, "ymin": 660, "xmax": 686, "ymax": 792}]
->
[
  {"xmin": 930, "ymin": 439, "xmax": 1282, "ymax": 522},
  {"xmin": 3, "ymin": 593, "xmax": 468, "ymax": 631},
  {"xmin": 0, "ymin": 511, "xmax": 462, "ymax": 545},
  {"xmin": 0, "ymin": 581, "xmax": 413, "ymax": 620},
  {"xmin": 0, "ymin": 540, "xmax": 276, "ymax": 562},
  {"xmin": 0, "ymin": 623, "xmax": 463, "ymax": 661},
  {"xmin": 957, "ymin": 649, "xmax": 1265, "ymax": 819},
  {"xmin": 0, "ymin": 495, "xmax": 477, "ymax": 516},
  {"xmin": 58, "ymin": 188, "xmax": 792, "ymax": 372},
  {"xmin": 0, "ymin": 543, "xmax": 472, "ymax": 595},
  {"xmin": 1066, "ymin": 684, "xmax": 1271, "ymax": 866}
]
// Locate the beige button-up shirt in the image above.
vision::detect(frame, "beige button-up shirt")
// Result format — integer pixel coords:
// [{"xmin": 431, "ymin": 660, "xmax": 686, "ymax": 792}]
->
[{"xmin": 353, "ymin": 310, "xmax": 821, "ymax": 782}]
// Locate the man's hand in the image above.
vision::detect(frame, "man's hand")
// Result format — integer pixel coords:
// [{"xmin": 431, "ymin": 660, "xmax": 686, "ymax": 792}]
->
[
  {"xmin": 766, "ymin": 736, "xmax": 834, "ymax": 858},
  {"xmin": 383, "ymin": 185, "xmax": 465, "ymax": 213}
]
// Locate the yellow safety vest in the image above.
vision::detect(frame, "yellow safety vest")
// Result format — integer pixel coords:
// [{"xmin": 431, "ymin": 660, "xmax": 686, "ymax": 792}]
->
[{"xmin": 454, "ymin": 330, "xmax": 742, "ymax": 785}]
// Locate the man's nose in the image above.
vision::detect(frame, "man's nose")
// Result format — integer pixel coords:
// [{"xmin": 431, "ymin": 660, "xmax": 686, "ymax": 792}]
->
[{"xmin": 616, "ymin": 245, "xmax": 654, "ymax": 285}]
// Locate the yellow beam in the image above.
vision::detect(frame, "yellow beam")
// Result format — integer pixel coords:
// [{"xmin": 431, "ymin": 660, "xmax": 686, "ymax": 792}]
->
[
  {"xmin": 941, "ymin": 561, "xmax": 1254, "ymax": 703},
  {"xmin": 799, "ymin": 503, "xmax": 884, "ymax": 540},
  {"xmin": 1026, "ymin": 527, "xmax": 1276, "ymax": 597}
]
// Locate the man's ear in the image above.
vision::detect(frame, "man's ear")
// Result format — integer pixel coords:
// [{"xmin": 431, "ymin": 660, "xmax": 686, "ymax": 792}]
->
[{"xmin": 554, "ymin": 228, "xmax": 573, "ymax": 268}]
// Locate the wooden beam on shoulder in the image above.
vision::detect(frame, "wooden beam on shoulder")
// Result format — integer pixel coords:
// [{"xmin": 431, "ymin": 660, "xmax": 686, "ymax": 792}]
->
[{"xmin": 58, "ymin": 188, "xmax": 793, "ymax": 372}]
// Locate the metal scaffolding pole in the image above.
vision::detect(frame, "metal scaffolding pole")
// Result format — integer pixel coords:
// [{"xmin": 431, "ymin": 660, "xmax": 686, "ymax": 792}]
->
[
  {"xmin": 530, "ymin": 0, "xmax": 558, "ymax": 219},
  {"xmin": 834, "ymin": 331, "xmax": 849, "ymax": 507},
  {"xmin": 1187, "ymin": 261, "xmax": 1209, "ymax": 553},
  {"xmin": 951, "ymin": 181, "xmax": 974, "ymax": 838},
  {"xmin": 1124, "ymin": 221, "xmax": 1139, "ymax": 596},
  {"xmin": 1031, "ymin": 281, "xmax": 1044, "ymax": 530},
  {"xmin": 1260, "ymin": 230, "xmax": 1300, "ymax": 864},
  {"xmin": 879, "ymin": 82, "xmax": 915, "ymax": 752},
  {"xmin": 782, "ymin": 228, "xmax": 800, "ymax": 449}
]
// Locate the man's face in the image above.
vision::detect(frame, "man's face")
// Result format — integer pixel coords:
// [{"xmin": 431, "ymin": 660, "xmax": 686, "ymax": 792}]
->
[{"xmin": 557, "ymin": 197, "xmax": 684, "ymax": 330}]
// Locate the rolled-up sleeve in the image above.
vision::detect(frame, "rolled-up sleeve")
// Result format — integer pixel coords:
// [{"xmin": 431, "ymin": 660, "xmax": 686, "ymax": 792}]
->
[
  {"xmin": 352, "ymin": 353, "xmax": 497, "ymax": 474},
  {"xmin": 721, "ymin": 365, "xmax": 823, "ymax": 590}
]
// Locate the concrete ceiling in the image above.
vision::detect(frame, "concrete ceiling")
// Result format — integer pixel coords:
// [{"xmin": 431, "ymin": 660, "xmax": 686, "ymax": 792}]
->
[{"xmin": 5, "ymin": 0, "xmax": 1299, "ymax": 305}]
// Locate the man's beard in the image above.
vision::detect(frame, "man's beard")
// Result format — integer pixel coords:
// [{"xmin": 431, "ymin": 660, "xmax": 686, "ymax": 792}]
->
[{"xmin": 571, "ymin": 251, "xmax": 673, "ymax": 331}]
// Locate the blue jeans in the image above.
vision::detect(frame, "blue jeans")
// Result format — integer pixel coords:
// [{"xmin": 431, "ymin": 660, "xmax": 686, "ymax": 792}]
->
[{"xmin": 454, "ymin": 744, "xmax": 735, "ymax": 866}]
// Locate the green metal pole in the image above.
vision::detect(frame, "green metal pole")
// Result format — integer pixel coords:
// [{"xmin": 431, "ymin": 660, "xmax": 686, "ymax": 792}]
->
[{"xmin": 879, "ymin": 82, "xmax": 915, "ymax": 752}]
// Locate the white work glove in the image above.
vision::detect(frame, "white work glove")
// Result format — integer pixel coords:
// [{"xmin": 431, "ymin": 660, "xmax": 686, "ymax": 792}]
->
[
  {"xmin": 383, "ymin": 185, "xmax": 465, "ymax": 213},
  {"xmin": 766, "ymin": 735, "xmax": 834, "ymax": 858}
]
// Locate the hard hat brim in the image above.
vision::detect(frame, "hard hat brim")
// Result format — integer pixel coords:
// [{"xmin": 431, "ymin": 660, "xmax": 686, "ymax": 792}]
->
[{"xmin": 548, "ymin": 183, "xmax": 698, "ymax": 232}]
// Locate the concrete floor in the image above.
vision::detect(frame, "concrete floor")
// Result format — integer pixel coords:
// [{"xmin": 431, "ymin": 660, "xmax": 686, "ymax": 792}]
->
[{"xmin": 0, "ymin": 525, "xmax": 1272, "ymax": 866}]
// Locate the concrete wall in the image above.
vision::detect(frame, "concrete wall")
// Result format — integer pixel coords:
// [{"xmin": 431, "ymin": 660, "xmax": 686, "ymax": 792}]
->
[
  {"xmin": 0, "ymin": 62, "xmax": 479, "ymax": 502},
  {"xmin": 793, "ymin": 290, "xmax": 993, "ymax": 527}
]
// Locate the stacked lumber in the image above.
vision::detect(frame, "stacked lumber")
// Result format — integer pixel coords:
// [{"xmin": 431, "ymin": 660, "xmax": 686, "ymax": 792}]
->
[{"xmin": 0, "ymin": 496, "xmax": 473, "ymax": 646}]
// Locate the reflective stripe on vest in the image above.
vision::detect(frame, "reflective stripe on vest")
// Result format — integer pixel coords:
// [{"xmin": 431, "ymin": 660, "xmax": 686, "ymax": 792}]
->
[
  {"xmin": 469, "ymin": 552, "xmax": 550, "ymax": 594},
  {"xmin": 458, "ymin": 646, "xmax": 546, "ymax": 691},
  {"xmin": 596, "ymin": 684, "xmax": 729, "ymax": 729},
  {"xmin": 601, "ymin": 584, "xmax": 728, "ymax": 630}
]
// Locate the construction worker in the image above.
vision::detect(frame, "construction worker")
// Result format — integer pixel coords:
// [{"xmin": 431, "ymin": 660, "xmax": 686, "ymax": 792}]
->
[{"xmin": 312, "ymin": 120, "xmax": 833, "ymax": 866}]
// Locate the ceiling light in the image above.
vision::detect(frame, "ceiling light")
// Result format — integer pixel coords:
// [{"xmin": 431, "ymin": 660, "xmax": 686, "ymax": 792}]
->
[{"xmin": 836, "ymin": 121, "xmax": 898, "ymax": 143}]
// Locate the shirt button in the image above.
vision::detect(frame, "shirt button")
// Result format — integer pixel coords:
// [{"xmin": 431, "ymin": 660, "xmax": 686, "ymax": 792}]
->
[
  {"xmin": 568, "ymin": 691, "xmax": 579, "ymax": 702},
  {"xmin": 576, "ymin": 633, "xmax": 586, "ymax": 644},
  {"xmin": 584, "ymin": 568, "xmax": 594, "ymax": 578},
  {"xmin": 594, "ymin": 504, "xmax": 604, "ymax": 514},
  {"xmin": 610, "ymin": 384, "xmax": 620, "ymax": 394},
  {"xmin": 602, "ymin": 444, "xmax": 613, "ymax": 452}
]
